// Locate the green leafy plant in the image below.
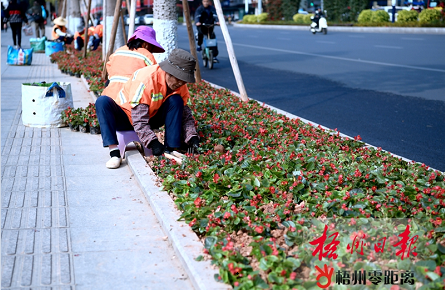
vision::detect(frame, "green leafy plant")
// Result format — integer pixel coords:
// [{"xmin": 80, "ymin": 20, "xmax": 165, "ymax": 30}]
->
[
  {"xmin": 371, "ymin": 10, "xmax": 389, "ymax": 22},
  {"xmin": 358, "ymin": 10, "xmax": 374, "ymax": 23},
  {"xmin": 419, "ymin": 8, "xmax": 442, "ymax": 23},
  {"xmin": 257, "ymin": 12, "xmax": 269, "ymax": 22},
  {"xmin": 280, "ymin": 0, "xmax": 300, "ymax": 21},
  {"xmin": 292, "ymin": 13, "xmax": 306, "ymax": 23},
  {"xmin": 242, "ymin": 15, "xmax": 258, "ymax": 23},
  {"xmin": 397, "ymin": 9, "xmax": 419, "ymax": 22}
]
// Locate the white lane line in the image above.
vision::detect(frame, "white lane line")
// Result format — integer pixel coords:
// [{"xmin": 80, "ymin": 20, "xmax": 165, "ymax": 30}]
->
[
  {"xmin": 277, "ymin": 37, "xmax": 291, "ymax": 40},
  {"xmin": 401, "ymin": 37, "xmax": 424, "ymax": 40},
  {"xmin": 231, "ymin": 42, "xmax": 445, "ymax": 73},
  {"xmin": 374, "ymin": 45, "xmax": 403, "ymax": 49},
  {"xmin": 317, "ymin": 40, "xmax": 335, "ymax": 44}
]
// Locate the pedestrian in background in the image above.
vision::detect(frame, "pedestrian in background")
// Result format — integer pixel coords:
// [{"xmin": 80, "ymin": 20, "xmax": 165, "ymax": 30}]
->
[
  {"xmin": 30, "ymin": 0, "xmax": 45, "ymax": 38},
  {"xmin": 1, "ymin": 3, "xmax": 8, "ymax": 32},
  {"xmin": 5, "ymin": 0, "xmax": 28, "ymax": 48}
]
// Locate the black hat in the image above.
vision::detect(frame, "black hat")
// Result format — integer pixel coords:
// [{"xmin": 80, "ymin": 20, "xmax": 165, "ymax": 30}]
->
[{"xmin": 159, "ymin": 49, "xmax": 196, "ymax": 83}]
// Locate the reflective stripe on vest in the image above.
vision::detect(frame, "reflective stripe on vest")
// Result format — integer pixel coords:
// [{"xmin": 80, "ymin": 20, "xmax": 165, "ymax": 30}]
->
[
  {"xmin": 109, "ymin": 76, "xmax": 130, "ymax": 83},
  {"xmin": 131, "ymin": 83, "xmax": 146, "ymax": 107},
  {"xmin": 151, "ymin": 93, "xmax": 163, "ymax": 102},
  {"xmin": 114, "ymin": 50, "xmax": 153, "ymax": 66},
  {"xmin": 118, "ymin": 89, "xmax": 127, "ymax": 105}
]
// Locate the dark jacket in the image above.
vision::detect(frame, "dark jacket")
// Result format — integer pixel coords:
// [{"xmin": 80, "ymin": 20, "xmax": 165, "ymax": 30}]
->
[
  {"xmin": 30, "ymin": 2, "xmax": 44, "ymax": 23},
  {"xmin": 5, "ymin": 1, "xmax": 27, "ymax": 24},
  {"xmin": 194, "ymin": 5, "xmax": 218, "ymax": 25}
]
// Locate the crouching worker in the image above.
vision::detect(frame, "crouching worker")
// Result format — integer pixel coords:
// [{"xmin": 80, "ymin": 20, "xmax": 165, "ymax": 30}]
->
[
  {"xmin": 52, "ymin": 17, "xmax": 73, "ymax": 44},
  {"xmin": 95, "ymin": 49, "xmax": 200, "ymax": 169}
]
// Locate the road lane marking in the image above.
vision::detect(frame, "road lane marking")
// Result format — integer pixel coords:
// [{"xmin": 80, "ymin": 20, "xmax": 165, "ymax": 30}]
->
[
  {"xmin": 374, "ymin": 45, "xmax": 403, "ymax": 49},
  {"xmin": 401, "ymin": 37, "xmax": 424, "ymax": 40},
  {"xmin": 277, "ymin": 37, "xmax": 291, "ymax": 40},
  {"xmin": 230, "ymin": 42, "xmax": 445, "ymax": 73},
  {"xmin": 317, "ymin": 41, "xmax": 335, "ymax": 44}
]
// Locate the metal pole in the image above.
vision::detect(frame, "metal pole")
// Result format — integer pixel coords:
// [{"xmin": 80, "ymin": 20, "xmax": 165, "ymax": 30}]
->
[
  {"xmin": 102, "ymin": 0, "xmax": 123, "ymax": 80},
  {"xmin": 182, "ymin": 0, "xmax": 201, "ymax": 82},
  {"xmin": 245, "ymin": 0, "xmax": 248, "ymax": 13},
  {"xmin": 128, "ymin": 0, "xmax": 137, "ymax": 38},
  {"xmin": 258, "ymin": 0, "xmax": 262, "ymax": 14},
  {"xmin": 213, "ymin": 0, "xmax": 248, "ymax": 102},
  {"xmin": 83, "ymin": 0, "xmax": 92, "ymax": 58}
]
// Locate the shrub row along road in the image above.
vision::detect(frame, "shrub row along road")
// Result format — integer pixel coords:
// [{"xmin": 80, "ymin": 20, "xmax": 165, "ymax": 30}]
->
[{"xmin": 177, "ymin": 25, "xmax": 445, "ymax": 172}]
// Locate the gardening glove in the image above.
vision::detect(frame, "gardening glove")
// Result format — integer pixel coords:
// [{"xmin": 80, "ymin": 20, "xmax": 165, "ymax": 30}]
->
[
  {"xmin": 187, "ymin": 136, "xmax": 200, "ymax": 154},
  {"xmin": 149, "ymin": 139, "xmax": 165, "ymax": 156},
  {"xmin": 189, "ymin": 136, "xmax": 200, "ymax": 148}
]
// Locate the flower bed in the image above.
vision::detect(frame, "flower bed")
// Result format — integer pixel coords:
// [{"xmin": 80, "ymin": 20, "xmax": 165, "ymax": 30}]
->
[
  {"xmin": 50, "ymin": 52, "xmax": 445, "ymax": 289},
  {"xmin": 150, "ymin": 82, "xmax": 445, "ymax": 289},
  {"xmin": 61, "ymin": 103, "xmax": 100, "ymax": 134},
  {"xmin": 50, "ymin": 50, "xmax": 105, "ymax": 96}
]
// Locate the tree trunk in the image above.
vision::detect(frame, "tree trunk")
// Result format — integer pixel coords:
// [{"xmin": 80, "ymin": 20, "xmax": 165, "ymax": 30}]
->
[
  {"xmin": 153, "ymin": 0, "xmax": 178, "ymax": 62},
  {"xmin": 67, "ymin": 0, "xmax": 82, "ymax": 35},
  {"xmin": 104, "ymin": 0, "xmax": 125, "ymax": 54}
]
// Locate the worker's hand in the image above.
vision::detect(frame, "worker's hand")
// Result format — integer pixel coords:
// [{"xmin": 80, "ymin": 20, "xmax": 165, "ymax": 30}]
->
[
  {"xmin": 149, "ymin": 139, "xmax": 165, "ymax": 156},
  {"xmin": 196, "ymin": 22, "xmax": 201, "ymax": 26},
  {"xmin": 189, "ymin": 136, "xmax": 200, "ymax": 148}
]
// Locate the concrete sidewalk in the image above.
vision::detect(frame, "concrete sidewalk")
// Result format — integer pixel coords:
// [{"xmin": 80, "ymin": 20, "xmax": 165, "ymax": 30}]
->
[{"xmin": 1, "ymin": 30, "xmax": 194, "ymax": 289}]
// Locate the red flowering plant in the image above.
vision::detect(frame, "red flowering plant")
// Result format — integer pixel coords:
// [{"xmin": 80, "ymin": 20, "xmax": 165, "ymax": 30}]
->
[
  {"xmin": 84, "ymin": 103, "xmax": 100, "ymax": 129},
  {"xmin": 149, "ymin": 82, "xmax": 445, "ymax": 289},
  {"xmin": 60, "ymin": 106, "xmax": 73, "ymax": 125}
]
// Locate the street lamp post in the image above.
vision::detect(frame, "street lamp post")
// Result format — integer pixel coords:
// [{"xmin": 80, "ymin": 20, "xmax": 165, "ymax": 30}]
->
[{"xmin": 392, "ymin": 0, "xmax": 396, "ymax": 22}]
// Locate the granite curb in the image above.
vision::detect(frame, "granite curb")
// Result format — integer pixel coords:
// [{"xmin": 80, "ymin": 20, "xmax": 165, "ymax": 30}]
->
[
  {"xmin": 233, "ymin": 23, "xmax": 445, "ymax": 34},
  {"xmin": 125, "ymin": 151, "xmax": 231, "ymax": 290},
  {"xmin": 80, "ymin": 74, "xmax": 99, "ymax": 101}
]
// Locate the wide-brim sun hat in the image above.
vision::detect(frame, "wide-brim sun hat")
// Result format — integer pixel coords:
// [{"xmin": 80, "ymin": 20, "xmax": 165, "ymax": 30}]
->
[
  {"xmin": 128, "ymin": 26, "xmax": 165, "ymax": 53},
  {"xmin": 54, "ymin": 17, "xmax": 67, "ymax": 26},
  {"xmin": 159, "ymin": 49, "xmax": 196, "ymax": 83}
]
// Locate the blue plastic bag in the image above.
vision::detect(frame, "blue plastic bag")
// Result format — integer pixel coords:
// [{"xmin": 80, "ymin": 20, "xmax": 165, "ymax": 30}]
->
[
  {"xmin": 7, "ymin": 46, "xmax": 33, "ymax": 66},
  {"xmin": 45, "ymin": 41, "xmax": 64, "ymax": 56}
]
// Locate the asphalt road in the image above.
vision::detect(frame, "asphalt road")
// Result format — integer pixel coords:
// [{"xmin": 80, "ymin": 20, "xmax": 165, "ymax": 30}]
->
[{"xmin": 176, "ymin": 25, "xmax": 445, "ymax": 172}]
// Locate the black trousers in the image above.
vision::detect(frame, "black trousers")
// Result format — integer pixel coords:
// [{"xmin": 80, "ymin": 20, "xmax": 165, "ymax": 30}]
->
[
  {"xmin": 196, "ymin": 25, "xmax": 215, "ymax": 46},
  {"xmin": 10, "ymin": 22, "xmax": 22, "ymax": 47}
]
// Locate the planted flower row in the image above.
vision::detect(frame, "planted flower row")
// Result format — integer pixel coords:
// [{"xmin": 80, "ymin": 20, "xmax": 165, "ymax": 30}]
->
[
  {"xmin": 61, "ymin": 103, "xmax": 100, "ymax": 134},
  {"xmin": 150, "ymin": 82, "xmax": 445, "ymax": 289},
  {"xmin": 50, "ymin": 49, "xmax": 105, "ymax": 96}
]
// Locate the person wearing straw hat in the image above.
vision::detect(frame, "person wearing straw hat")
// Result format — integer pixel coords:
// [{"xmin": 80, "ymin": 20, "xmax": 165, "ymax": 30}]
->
[
  {"xmin": 102, "ymin": 26, "xmax": 165, "ymax": 103},
  {"xmin": 95, "ymin": 49, "xmax": 200, "ymax": 169},
  {"xmin": 52, "ymin": 16, "xmax": 73, "ymax": 44}
]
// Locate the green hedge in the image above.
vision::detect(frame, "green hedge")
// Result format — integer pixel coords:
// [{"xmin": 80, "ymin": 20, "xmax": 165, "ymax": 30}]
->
[
  {"xmin": 257, "ymin": 12, "xmax": 269, "ymax": 22},
  {"xmin": 242, "ymin": 14, "xmax": 258, "ymax": 23},
  {"xmin": 397, "ymin": 10, "xmax": 419, "ymax": 22},
  {"xmin": 372, "ymin": 9, "xmax": 390, "ymax": 22},
  {"xmin": 357, "ymin": 9, "xmax": 373, "ymax": 23},
  {"xmin": 419, "ymin": 8, "xmax": 442, "ymax": 23}
]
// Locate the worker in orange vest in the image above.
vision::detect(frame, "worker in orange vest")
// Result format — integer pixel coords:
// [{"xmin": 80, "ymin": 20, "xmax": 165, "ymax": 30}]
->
[
  {"xmin": 74, "ymin": 24, "xmax": 95, "ymax": 51},
  {"xmin": 88, "ymin": 22, "xmax": 103, "ymax": 51},
  {"xmin": 52, "ymin": 17, "xmax": 73, "ymax": 44},
  {"xmin": 95, "ymin": 49, "xmax": 200, "ymax": 169},
  {"xmin": 101, "ymin": 26, "xmax": 165, "ymax": 103}
]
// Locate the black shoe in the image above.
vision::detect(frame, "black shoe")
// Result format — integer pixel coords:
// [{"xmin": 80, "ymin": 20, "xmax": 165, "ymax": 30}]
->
[{"xmin": 197, "ymin": 45, "xmax": 202, "ymax": 51}]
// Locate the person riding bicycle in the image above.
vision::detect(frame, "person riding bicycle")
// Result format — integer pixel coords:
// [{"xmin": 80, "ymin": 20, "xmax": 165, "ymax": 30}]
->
[{"xmin": 194, "ymin": 0, "xmax": 219, "ymax": 56}]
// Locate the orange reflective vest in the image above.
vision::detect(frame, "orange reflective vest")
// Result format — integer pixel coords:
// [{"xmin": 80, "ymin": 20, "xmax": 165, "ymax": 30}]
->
[
  {"xmin": 117, "ymin": 64, "xmax": 190, "ymax": 124},
  {"xmin": 94, "ymin": 24, "xmax": 103, "ymax": 38},
  {"xmin": 74, "ymin": 27, "xmax": 95, "ymax": 41},
  {"xmin": 52, "ymin": 25, "xmax": 66, "ymax": 40},
  {"xmin": 102, "ymin": 45, "xmax": 157, "ymax": 101}
]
